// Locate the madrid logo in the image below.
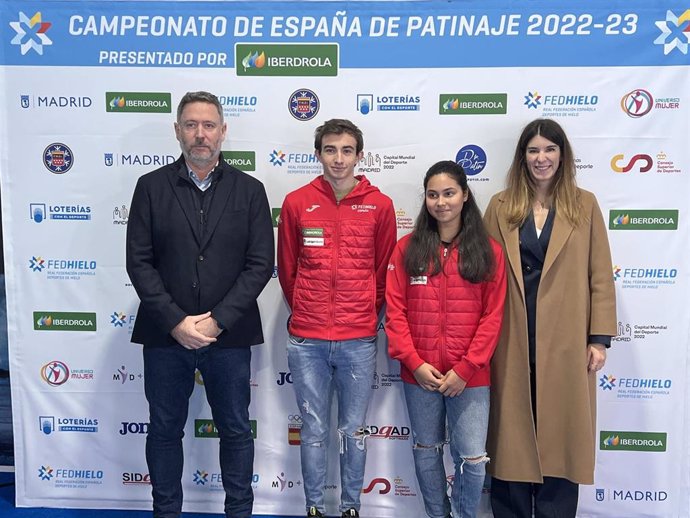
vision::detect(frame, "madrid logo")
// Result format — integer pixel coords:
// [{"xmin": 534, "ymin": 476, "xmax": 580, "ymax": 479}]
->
[{"xmin": 289, "ymin": 89, "xmax": 319, "ymax": 121}]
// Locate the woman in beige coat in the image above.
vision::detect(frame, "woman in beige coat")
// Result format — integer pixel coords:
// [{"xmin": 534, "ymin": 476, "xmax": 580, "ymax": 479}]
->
[{"xmin": 483, "ymin": 119, "xmax": 616, "ymax": 517}]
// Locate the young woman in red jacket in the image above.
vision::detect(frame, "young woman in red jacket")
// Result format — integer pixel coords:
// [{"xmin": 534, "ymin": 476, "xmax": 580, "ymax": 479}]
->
[{"xmin": 386, "ymin": 160, "xmax": 506, "ymax": 518}]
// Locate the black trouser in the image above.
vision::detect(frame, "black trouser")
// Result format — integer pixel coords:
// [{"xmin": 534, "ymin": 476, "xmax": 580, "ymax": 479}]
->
[{"xmin": 490, "ymin": 476, "xmax": 578, "ymax": 518}]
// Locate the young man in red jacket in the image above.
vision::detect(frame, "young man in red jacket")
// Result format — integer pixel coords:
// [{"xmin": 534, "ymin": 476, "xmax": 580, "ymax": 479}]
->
[{"xmin": 277, "ymin": 119, "xmax": 397, "ymax": 518}]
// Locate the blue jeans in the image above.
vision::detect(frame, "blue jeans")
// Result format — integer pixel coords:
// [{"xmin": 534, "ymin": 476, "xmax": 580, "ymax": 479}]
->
[
  {"xmin": 404, "ymin": 383, "xmax": 490, "ymax": 518},
  {"xmin": 287, "ymin": 334, "xmax": 377, "ymax": 514},
  {"xmin": 143, "ymin": 344, "xmax": 253, "ymax": 518}
]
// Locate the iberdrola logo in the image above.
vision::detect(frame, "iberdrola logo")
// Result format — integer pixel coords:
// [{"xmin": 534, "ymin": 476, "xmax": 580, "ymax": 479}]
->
[
  {"xmin": 611, "ymin": 214, "xmax": 630, "ymax": 226},
  {"xmin": 242, "ymin": 51, "xmax": 266, "ymax": 71},
  {"xmin": 109, "ymin": 97, "xmax": 126, "ymax": 109},
  {"xmin": 442, "ymin": 98, "xmax": 459, "ymax": 111},
  {"xmin": 602, "ymin": 435, "xmax": 620, "ymax": 447}
]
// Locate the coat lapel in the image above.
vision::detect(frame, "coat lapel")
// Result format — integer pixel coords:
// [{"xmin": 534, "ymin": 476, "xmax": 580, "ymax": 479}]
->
[
  {"xmin": 167, "ymin": 159, "xmax": 201, "ymax": 246},
  {"xmin": 199, "ymin": 163, "xmax": 237, "ymax": 252},
  {"xmin": 541, "ymin": 210, "xmax": 574, "ymax": 280},
  {"xmin": 497, "ymin": 207, "xmax": 525, "ymax": 300}
]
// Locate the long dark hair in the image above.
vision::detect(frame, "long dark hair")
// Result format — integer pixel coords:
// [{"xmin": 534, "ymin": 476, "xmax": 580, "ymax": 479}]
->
[
  {"xmin": 404, "ymin": 161, "xmax": 494, "ymax": 283},
  {"xmin": 505, "ymin": 118, "xmax": 582, "ymax": 227}
]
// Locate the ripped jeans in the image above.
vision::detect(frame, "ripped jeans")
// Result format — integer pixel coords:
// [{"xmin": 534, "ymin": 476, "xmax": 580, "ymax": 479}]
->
[
  {"xmin": 287, "ymin": 335, "xmax": 377, "ymax": 514},
  {"xmin": 404, "ymin": 383, "xmax": 490, "ymax": 518}
]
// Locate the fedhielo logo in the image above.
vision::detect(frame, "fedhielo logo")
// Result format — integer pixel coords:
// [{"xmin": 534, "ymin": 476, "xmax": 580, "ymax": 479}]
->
[
  {"xmin": 43, "ymin": 143, "xmax": 73, "ymax": 174},
  {"xmin": 599, "ymin": 374, "xmax": 616, "ymax": 390},
  {"xmin": 523, "ymin": 90, "xmax": 598, "ymax": 116},
  {"xmin": 29, "ymin": 255, "xmax": 45, "ymax": 272},
  {"xmin": 30, "ymin": 203, "xmax": 92, "ymax": 223},
  {"xmin": 193, "ymin": 470, "xmax": 209, "ymax": 485},
  {"xmin": 600, "ymin": 373, "xmax": 672, "ymax": 401},
  {"xmin": 9, "ymin": 12, "xmax": 52, "ymax": 55},
  {"xmin": 268, "ymin": 149, "xmax": 321, "ymax": 174},
  {"xmin": 455, "ymin": 145, "xmax": 487, "ymax": 177},
  {"xmin": 611, "ymin": 264, "xmax": 678, "ymax": 289},
  {"xmin": 37, "ymin": 466, "xmax": 104, "ymax": 486},
  {"xmin": 110, "ymin": 312, "xmax": 135, "ymax": 328},
  {"xmin": 654, "ymin": 10, "xmax": 690, "ymax": 55},
  {"xmin": 219, "ymin": 95, "xmax": 258, "ymax": 118},
  {"xmin": 621, "ymin": 89, "xmax": 653, "ymax": 118},
  {"xmin": 28, "ymin": 256, "xmax": 97, "ymax": 281},
  {"xmin": 40, "ymin": 361, "xmax": 70, "ymax": 386},
  {"xmin": 289, "ymin": 89, "xmax": 319, "ymax": 121},
  {"xmin": 610, "ymin": 154, "xmax": 653, "ymax": 173},
  {"xmin": 38, "ymin": 466, "xmax": 54, "ymax": 481},
  {"xmin": 524, "ymin": 91, "xmax": 542, "ymax": 108},
  {"xmin": 269, "ymin": 150, "xmax": 286, "ymax": 166}
]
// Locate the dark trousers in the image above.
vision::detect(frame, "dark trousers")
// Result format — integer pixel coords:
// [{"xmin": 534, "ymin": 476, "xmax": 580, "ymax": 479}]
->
[
  {"xmin": 143, "ymin": 344, "xmax": 254, "ymax": 518},
  {"xmin": 491, "ymin": 476, "xmax": 579, "ymax": 518}
]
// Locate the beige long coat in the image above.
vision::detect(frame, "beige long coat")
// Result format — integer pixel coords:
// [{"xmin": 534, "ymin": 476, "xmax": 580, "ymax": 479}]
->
[{"xmin": 483, "ymin": 188, "xmax": 616, "ymax": 484}]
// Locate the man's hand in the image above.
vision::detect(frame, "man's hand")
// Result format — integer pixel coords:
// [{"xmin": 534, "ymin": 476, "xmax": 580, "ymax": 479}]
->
[
  {"xmin": 171, "ymin": 312, "xmax": 217, "ymax": 349},
  {"xmin": 195, "ymin": 315, "xmax": 222, "ymax": 339}
]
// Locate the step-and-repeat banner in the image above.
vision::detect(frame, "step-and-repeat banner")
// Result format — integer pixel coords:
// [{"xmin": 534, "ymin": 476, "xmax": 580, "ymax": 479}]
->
[{"xmin": 1, "ymin": 1, "xmax": 689, "ymax": 516}]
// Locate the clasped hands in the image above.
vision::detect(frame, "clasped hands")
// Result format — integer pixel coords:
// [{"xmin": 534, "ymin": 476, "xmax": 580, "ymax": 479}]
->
[
  {"xmin": 413, "ymin": 363, "xmax": 467, "ymax": 398},
  {"xmin": 171, "ymin": 311, "xmax": 222, "ymax": 349}
]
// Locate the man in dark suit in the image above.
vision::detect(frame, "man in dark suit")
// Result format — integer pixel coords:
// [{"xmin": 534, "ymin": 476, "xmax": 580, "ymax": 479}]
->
[{"xmin": 126, "ymin": 91, "xmax": 274, "ymax": 518}]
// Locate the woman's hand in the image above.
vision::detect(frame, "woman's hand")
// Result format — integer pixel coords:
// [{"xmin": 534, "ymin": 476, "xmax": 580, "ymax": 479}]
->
[
  {"xmin": 413, "ymin": 363, "xmax": 444, "ymax": 391},
  {"xmin": 587, "ymin": 344, "xmax": 607, "ymax": 373}
]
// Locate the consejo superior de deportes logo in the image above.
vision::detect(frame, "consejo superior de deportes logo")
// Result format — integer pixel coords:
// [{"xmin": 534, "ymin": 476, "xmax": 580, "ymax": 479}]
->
[{"xmin": 9, "ymin": 11, "xmax": 52, "ymax": 55}]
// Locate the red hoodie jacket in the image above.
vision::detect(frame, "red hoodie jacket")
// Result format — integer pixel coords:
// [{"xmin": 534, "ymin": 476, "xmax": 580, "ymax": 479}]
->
[
  {"xmin": 385, "ymin": 233, "xmax": 506, "ymax": 387},
  {"xmin": 278, "ymin": 175, "xmax": 397, "ymax": 340}
]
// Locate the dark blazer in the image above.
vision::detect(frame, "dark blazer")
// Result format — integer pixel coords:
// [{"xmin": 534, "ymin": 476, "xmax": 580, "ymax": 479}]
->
[{"xmin": 126, "ymin": 154, "xmax": 274, "ymax": 348}]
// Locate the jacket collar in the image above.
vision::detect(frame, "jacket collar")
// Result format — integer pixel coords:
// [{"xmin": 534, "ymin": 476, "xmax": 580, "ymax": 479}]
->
[{"xmin": 495, "ymin": 192, "xmax": 574, "ymax": 297}]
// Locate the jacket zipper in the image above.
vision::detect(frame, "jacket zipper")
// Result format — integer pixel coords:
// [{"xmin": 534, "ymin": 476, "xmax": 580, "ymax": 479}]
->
[
  {"xmin": 440, "ymin": 244, "xmax": 449, "ymax": 371},
  {"xmin": 329, "ymin": 199, "xmax": 341, "ymax": 333}
]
